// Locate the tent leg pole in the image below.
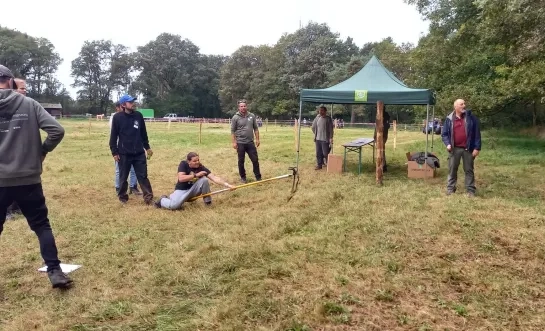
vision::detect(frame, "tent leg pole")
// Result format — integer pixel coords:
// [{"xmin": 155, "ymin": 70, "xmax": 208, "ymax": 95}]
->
[
  {"xmin": 425, "ymin": 104, "xmax": 430, "ymax": 178},
  {"xmin": 431, "ymin": 106, "xmax": 435, "ymax": 151},
  {"xmin": 295, "ymin": 99, "xmax": 303, "ymax": 171}
]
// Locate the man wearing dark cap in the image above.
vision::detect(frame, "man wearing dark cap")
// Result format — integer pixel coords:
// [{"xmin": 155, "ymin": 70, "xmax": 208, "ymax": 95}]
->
[
  {"xmin": 109, "ymin": 94, "xmax": 154, "ymax": 204},
  {"xmin": 110, "ymin": 101, "xmax": 141, "ymax": 195},
  {"xmin": 0, "ymin": 65, "xmax": 73, "ymax": 288}
]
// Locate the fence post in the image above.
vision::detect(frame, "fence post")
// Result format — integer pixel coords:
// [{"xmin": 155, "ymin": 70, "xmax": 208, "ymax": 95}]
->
[{"xmin": 393, "ymin": 120, "xmax": 397, "ymax": 150}]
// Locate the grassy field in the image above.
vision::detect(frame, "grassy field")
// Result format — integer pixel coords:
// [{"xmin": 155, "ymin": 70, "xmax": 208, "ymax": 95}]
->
[{"xmin": 1, "ymin": 120, "xmax": 545, "ymax": 330}]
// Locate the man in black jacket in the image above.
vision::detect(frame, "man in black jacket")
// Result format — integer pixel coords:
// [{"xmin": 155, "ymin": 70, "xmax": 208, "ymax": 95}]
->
[{"xmin": 109, "ymin": 95, "xmax": 154, "ymax": 204}]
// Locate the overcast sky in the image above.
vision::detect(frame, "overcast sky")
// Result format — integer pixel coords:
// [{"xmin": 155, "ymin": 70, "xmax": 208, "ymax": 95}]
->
[{"xmin": 3, "ymin": 0, "xmax": 428, "ymax": 98}]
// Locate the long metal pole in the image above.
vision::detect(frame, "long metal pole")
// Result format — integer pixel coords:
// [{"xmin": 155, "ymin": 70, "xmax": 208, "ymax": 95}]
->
[
  {"xmin": 431, "ymin": 106, "xmax": 436, "ymax": 151},
  {"xmin": 425, "ymin": 104, "xmax": 430, "ymax": 176},
  {"xmin": 188, "ymin": 173, "xmax": 293, "ymax": 202},
  {"xmin": 295, "ymin": 99, "xmax": 303, "ymax": 171}
]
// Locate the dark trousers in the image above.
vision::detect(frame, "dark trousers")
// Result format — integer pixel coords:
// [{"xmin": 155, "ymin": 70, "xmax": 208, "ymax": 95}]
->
[
  {"xmin": 315, "ymin": 140, "xmax": 331, "ymax": 167},
  {"xmin": 237, "ymin": 143, "xmax": 261, "ymax": 180},
  {"xmin": 0, "ymin": 183, "xmax": 61, "ymax": 271},
  {"xmin": 447, "ymin": 147, "xmax": 476, "ymax": 193},
  {"xmin": 7, "ymin": 201, "xmax": 21, "ymax": 214},
  {"xmin": 117, "ymin": 153, "xmax": 153, "ymax": 203}
]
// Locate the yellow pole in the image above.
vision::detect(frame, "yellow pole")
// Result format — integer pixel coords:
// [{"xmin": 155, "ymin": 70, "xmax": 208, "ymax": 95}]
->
[{"xmin": 188, "ymin": 174, "xmax": 292, "ymax": 202}]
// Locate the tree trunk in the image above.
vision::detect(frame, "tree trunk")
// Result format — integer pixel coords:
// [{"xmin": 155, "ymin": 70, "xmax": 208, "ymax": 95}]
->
[{"xmin": 350, "ymin": 106, "xmax": 356, "ymax": 123}]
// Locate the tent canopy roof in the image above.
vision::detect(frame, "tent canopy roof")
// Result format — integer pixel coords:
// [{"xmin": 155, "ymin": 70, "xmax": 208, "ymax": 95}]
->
[{"xmin": 300, "ymin": 55, "xmax": 435, "ymax": 105}]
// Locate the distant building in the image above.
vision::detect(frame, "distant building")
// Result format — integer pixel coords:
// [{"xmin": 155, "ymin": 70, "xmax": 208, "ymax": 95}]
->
[{"xmin": 41, "ymin": 103, "xmax": 63, "ymax": 118}]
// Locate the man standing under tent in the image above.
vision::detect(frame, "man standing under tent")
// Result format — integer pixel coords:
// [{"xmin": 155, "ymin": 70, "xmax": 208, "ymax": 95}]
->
[
  {"xmin": 109, "ymin": 94, "xmax": 154, "ymax": 204},
  {"xmin": 441, "ymin": 99, "xmax": 481, "ymax": 197},
  {"xmin": 0, "ymin": 65, "xmax": 73, "ymax": 288},
  {"xmin": 110, "ymin": 101, "xmax": 142, "ymax": 196},
  {"xmin": 154, "ymin": 152, "xmax": 235, "ymax": 210},
  {"xmin": 311, "ymin": 104, "xmax": 334, "ymax": 170},
  {"xmin": 374, "ymin": 106, "xmax": 391, "ymax": 172},
  {"xmin": 231, "ymin": 99, "xmax": 261, "ymax": 183}
]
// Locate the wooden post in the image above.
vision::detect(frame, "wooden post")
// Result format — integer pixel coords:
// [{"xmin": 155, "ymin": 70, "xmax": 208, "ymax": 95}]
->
[
  {"xmin": 275, "ymin": 119, "xmax": 277, "ymax": 127},
  {"xmin": 88, "ymin": 117, "xmax": 91, "ymax": 135},
  {"xmin": 168, "ymin": 118, "xmax": 171, "ymax": 131},
  {"xmin": 376, "ymin": 101, "xmax": 385, "ymax": 186},
  {"xmin": 199, "ymin": 120, "xmax": 202, "ymax": 144},
  {"xmin": 266, "ymin": 118, "xmax": 268, "ymax": 132},
  {"xmin": 393, "ymin": 120, "xmax": 397, "ymax": 150}
]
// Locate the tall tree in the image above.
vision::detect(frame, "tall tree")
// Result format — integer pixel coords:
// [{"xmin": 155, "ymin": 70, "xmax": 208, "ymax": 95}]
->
[
  {"xmin": 71, "ymin": 40, "xmax": 133, "ymax": 114},
  {"xmin": 132, "ymin": 33, "xmax": 205, "ymax": 117}
]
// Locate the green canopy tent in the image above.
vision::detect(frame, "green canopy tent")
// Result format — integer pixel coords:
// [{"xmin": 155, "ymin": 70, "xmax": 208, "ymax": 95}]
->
[{"xmin": 294, "ymin": 55, "xmax": 437, "ymax": 180}]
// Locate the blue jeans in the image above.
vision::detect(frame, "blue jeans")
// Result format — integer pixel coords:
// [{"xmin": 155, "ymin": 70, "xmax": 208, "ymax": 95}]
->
[{"xmin": 115, "ymin": 161, "xmax": 137, "ymax": 189}]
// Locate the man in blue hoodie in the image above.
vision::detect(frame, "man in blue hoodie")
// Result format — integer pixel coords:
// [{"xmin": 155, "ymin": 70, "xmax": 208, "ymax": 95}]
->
[
  {"xmin": 109, "ymin": 95, "xmax": 154, "ymax": 204},
  {"xmin": 441, "ymin": 99, "xmax": 481, "ymax": 197},
  {"xmin": 0, "ymin": 65, "xmax": 73, "ymax": 288}
]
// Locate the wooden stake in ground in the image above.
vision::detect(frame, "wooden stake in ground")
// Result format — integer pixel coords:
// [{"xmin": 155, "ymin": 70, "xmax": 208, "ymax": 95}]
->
[
  {"xmin": 376, "ymin": 101, "xmax": 385, "ymax": 185},
  {"xmin": 88, "ymin": 117, "xmax": 91, "ymax": 135},
  {"xmin": 393, "ymin": 120, "xmax": 397, "ymax": 150},
  {"xmin": 168, "ymin": 118, "xmax": 171, "ymax": 131},
  {"xmin": 199, "ymin": 120, "xmax": 203, "ymax": 144},
  {"xmin": 265, "ymin": 118, "xmax": 268, "ymax": 132}
]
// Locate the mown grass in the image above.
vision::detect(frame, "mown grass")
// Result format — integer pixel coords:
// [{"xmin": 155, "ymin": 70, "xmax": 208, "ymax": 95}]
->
[{"xmin": 1, "ymin": 120, "xmax": 544, "ymax": 330}]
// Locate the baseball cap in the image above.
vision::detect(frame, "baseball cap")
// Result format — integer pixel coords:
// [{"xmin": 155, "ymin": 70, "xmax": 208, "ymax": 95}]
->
[
  {"xmin": 119, "ymin": 94, "xmax": 137, "ymax": 104},
  {"xmin": 0, "ymin": 65, "xmax": 14, "ymax": 78}
]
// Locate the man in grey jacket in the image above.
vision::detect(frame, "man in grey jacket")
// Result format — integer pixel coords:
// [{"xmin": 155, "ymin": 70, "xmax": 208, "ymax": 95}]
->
[
  {"xmin": 0, "ymin": 65, "xmax": 73, "ymax": 289},
  {"xmin": 231, "ymin": 99, "xmax": 261, "ymax": 183},
  {"xmin": 312, "ymin": 105, "xmax": 334, "ymax": 170}
]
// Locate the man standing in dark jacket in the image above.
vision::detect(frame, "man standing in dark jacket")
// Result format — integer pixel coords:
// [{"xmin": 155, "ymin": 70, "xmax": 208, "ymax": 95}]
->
[
  {"xmin": 0, "ymin": 65, "xmax": 73, "ymax": 288},
  {"xmin": 441, "ymin": 99, "xmax": 481, "ymax": 197},
  {"xmin": 109, "ymin": 95, "xmax": 154, "ymax": 204}
]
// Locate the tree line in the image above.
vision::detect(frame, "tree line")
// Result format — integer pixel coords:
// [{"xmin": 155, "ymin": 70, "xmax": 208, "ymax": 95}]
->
[{"xmin": 1, "ymin": 0, "xmax": 544, "ymax": 126}]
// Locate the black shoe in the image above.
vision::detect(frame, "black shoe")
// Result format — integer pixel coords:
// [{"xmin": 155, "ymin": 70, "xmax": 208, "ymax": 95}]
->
[
  {"xmin": 467, "ymin": 192, "xmax": 476, "ymax": 198},
  {"xmin": 315, "ymin": 166, "xmax": 323, "ymax": 170},
  {"xmin": 446, "ymin": 190, "xmax": 455, "ymax": 196},
  {"xmin": 154, "ymin": 195, "xmax": 168, "ymax": 208},
  {"xmin": 47, "ymin": 268, "xmax": 73, "ymax": 289},
  {"xmin": 130, "ymin": 186, "xmax": 143, "ymax": 195},
  {"xmin": 256, "ymin": 177, "xmax": 262, "ymax": 181},
  {"xmin": 240, "ymin": 178, "xmax": 247, "ymax": 184}
]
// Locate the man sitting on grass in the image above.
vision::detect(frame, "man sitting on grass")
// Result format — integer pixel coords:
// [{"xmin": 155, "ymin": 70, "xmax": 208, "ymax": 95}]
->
[{"xmin": 155, "ymin": 152, "xmax": 235, "ymax": 210}]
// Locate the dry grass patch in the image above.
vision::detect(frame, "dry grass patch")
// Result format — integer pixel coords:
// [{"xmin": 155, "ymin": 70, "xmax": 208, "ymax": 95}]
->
[{"xmin": 0, "ymin": 120, "xmax": 544, "ymax": 330}]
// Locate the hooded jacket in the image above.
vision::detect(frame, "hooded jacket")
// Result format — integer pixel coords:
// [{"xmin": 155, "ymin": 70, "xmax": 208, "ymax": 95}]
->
[
  {"xmin": 0, "ymin": 89, "xmax": 65, "ymax": 187},
  {"xmin": 441, "ymin": 110, "xmax": 481, "ymax": 152}
]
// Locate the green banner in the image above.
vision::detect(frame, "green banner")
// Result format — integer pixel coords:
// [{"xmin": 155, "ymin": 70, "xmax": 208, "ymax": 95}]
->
[{"xmin": 354, "ymin": 90, "xmax": 368, "ymax": 102}]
